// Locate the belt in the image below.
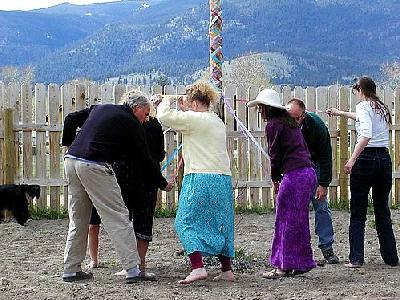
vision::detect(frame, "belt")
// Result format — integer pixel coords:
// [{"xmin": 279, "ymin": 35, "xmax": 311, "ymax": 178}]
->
[{"xmin": 64, "ymin": 154, "xmax": 109, "ymax": 167}]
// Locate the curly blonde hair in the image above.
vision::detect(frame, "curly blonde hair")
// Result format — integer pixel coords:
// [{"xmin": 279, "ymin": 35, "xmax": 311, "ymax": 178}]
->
[{"xmin": 186, "ymin": 82, "xmax": 219, "ymax": 108}]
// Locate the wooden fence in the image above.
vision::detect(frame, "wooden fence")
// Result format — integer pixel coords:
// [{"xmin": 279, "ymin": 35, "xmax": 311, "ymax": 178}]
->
[{"xmin": 0, "ymin": 83, "xmax": 399, "ymax": 211}]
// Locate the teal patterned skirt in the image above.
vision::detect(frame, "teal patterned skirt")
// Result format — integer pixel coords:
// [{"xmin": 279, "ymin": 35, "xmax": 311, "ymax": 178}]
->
[{"xmin": 175, "ymin": 173, "xmax": 234, "ymax": 258}]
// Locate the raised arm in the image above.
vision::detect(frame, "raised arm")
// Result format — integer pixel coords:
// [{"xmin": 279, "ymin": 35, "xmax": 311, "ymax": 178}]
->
[
  {"xmin": 156, "ymin": 98, "xmax": 191, "ymax": 133},
  {"xmin": 326, "ymin": 108, "xmax": 356, "ymax": 120}
]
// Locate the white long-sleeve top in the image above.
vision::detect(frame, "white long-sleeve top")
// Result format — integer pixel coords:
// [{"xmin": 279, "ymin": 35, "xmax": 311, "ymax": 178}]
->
[
  {"xmin": 157, "ymin": 99, "xmax": 231, "ymax": 176},
  {"xmin": 355, "ymin": 100, "xmax": 389, "ymax": 147}
]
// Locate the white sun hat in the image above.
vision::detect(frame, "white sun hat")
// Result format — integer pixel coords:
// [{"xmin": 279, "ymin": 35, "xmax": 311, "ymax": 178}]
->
[{"xmin": 246, "ymin": 89, "xmax": 286, "ymax": 110}]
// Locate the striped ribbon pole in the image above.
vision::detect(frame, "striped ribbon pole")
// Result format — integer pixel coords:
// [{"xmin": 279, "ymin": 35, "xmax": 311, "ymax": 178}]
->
[{"xmin": 209, "ymin": 0, "xmax": 224, "ymax": 118}]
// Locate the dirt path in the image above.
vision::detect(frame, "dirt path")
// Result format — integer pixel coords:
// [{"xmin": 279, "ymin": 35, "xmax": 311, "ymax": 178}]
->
[{"xmin": 1, "ymin": 211, "xmax": 399, "ymax": 299}]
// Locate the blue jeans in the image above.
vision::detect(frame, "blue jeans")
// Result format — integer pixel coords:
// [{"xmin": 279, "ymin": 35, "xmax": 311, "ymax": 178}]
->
[
  {"xmin": 312, "ymin": 164, "xmax": 335, "ymax": 251},
  {"xmin": 349, "ymin": 148, "xmax": 398, "ymax": 266}
]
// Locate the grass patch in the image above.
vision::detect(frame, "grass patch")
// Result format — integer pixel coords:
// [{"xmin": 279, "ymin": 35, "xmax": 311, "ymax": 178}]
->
[
  {"xmin": 390, "ymin": 203, "xmax": 400, "ymax": 210},
  {"xmin": 154, "ymin": 207, "xmax": 177, "ymax": 218},
  {"xmin": 235, "ymin": 205, "xmax": 274, "ymax": 215},
  {"xmin": 368, "ymin": 219, "xmax": 376, "ymax": 229},
  {"xmin": 330, "ymin": 199, "xmax": 350, "ymax": 211},
  {"xmin": 29, "ymin": 205, "xmax": 68, "ymax": 220}
]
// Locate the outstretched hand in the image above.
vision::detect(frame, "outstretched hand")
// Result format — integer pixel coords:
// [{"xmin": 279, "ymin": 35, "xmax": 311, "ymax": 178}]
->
[
  {"xmin": 151, "ymin": 94, "xmax": 163, "ymax": 107},
  {"xmin": 315, "ymin": 185, "xmax": 328, "ymax": 200},
  {"xmin": 326, "ymin": 108, "xmax": 340, "ymax": 117}
]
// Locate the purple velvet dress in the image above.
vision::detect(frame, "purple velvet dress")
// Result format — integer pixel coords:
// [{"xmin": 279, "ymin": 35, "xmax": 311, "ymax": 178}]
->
[{"xmin": 266, "ymin": 118, "xmax": 317, "ymax": 271}]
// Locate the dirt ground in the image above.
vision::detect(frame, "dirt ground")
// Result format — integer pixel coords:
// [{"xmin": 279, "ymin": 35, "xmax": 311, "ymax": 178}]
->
[{"xmin": 1, "ymin": 211, "xmax": 400, "ymax": 300}]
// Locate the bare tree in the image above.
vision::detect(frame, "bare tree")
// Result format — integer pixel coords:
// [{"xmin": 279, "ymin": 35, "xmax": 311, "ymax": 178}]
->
[
  {"xmin": 197, "ymin": 53, "xmax": 271, "ymax": 89},
  {"xmin": 381, "ymin": 61, "xmax": 400, "ymax": 88}
]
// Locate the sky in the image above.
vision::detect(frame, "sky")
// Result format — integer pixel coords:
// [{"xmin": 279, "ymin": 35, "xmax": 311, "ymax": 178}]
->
[{"xmin": 0, "ymin": 0, "xmax": 119, "ymax": 11}]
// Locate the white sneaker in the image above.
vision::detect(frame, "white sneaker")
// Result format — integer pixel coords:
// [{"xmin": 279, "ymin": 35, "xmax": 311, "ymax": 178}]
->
[{"xmin": 114, "ymin": 269, "xmax": 127, "ymax": 276}]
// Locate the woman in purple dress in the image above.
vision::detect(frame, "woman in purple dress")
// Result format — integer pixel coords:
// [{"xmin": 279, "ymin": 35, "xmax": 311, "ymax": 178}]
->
[{"xmin": 247, "ymin": 89, "xmax": 317, "ymax": 278}]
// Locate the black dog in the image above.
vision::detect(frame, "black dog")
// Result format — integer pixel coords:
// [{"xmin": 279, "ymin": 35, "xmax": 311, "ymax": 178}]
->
[{"xmin": 0, "ymin": 184, "xmax": 40, "ymax": 225}]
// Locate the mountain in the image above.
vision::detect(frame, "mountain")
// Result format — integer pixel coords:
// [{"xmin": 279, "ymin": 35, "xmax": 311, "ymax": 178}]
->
[{"xmin": 0, "ymin": 0, "xmax": 399, "ymax": 85}]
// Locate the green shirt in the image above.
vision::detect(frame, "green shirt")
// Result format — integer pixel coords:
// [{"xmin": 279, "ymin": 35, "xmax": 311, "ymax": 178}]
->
[{"xmin": 301, "ymin": 112, "xmax": 332, "ymax": 187}]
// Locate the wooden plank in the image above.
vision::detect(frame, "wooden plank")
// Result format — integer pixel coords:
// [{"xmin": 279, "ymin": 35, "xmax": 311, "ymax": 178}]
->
[
  {"xmin": 305, "ymin": 87, "xmax": 316, "ymax": 112},
  {"xmin": 164, "ymin": 130, "xmax": 175, "ymax": 211},
  {"xmin": 48, "ymin": 84, "xmax": 61, "ymax": 211},
  {"xmin": 349, "ymin": 87, "xmax": 357, "ymax": 153},
  {"xmin": 176, "ymin": 85, "xmax": 186, "ymax": 95},
  {"xmin": 6, "ymin": 83, "xmax": 20, "ymax": 181},
  {"xmin": 61, "ymin": 84, "xmax": 74, "ymax": 118},
  {"xmin": 75, "ymin": 84, "xmax": 86, "ymax": 109},
  {"xmin": 383, "ymin": 87, "xmax": 394, "ymax": 205},
  {"xmin": 236, "ymin": 87, "xmax": 248, "ymax": 208},
  {"xmin": 224, "ymin": 85, "xmax": 236, "ymax": 181},
  {"xmin": 114, "ymin": 84, "xmax": 126, "ymax": 104},
  {"xmin": 100, "ymin": 83, "xmax": 113, "ymax": 104},
  {"xmin": 20, "ymin": 178, "xmax": 67, "ymax": 186},
  {"xmin": 259, "ymin": 87, "xmax": 272, "ymax": 208},
  {"xmin": 61, "ymin": 84, "xmax": 75, "ymax": 209},
  {"xmin": 282, "ymin": 85, "xmax": 291, "ymax": 105},
  {"xmin": 87, "ymin": 84, "xmax": 100, "ymax": 106},
  {"xmin": 3, "ymin": 109, "xmax": 16, "ymax": 184},
  {"xmin": 294, "ymin": 86, "xmax": 305, "ymax": 101},
  {"xmin": 35, "ymin": 84, "xmax": 47, "ymax": 208},
  {"xmin": 164, "ymin": 85, "xmax": 179, "ymax": 209},
  {"xmin": 324, "ymin": 86, "xmax": 337, "ymax": 204},
  {"xmin": 339, "ymin": 86, "xmax": 349, "ymax": 203},
  {"xmin": 394, "ymin": 88, "xmax": 400, "ymax": 206},
  {"xmin": 139, "ymin": 85, "xmax": 151, "ymax": 96},
  {"xmin": 14, "ymin": 124, "xmax": 63, "ymax": 131},
  {"xmin": 164, "ymin": 85, "xmax": 175, "ymax": 96},
  {"xmin": 21, "ymin": 84, "xmax": 33, "ymax": 181},
  {"xmin": 247, "ymin": 86, "xmax": 260, "ymax": 208}
]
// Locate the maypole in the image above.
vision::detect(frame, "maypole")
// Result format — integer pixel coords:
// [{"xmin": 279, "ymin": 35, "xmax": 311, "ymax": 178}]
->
[{"xmin": 209, "ymin": 0, "xmax": 223, "ymax": 116}]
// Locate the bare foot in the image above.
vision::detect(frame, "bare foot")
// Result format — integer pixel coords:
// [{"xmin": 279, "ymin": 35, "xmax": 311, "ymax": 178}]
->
[
  {"xmin": 178, "ymin": 268, "xmax": 208, "ymax": 284},
  {"xmin": 85, "ymin": 261, "xmax": 99, "ymax": 269},
  {"xmin": 213, "ymin": 270, "xmax": 234, "ymax": 282}
]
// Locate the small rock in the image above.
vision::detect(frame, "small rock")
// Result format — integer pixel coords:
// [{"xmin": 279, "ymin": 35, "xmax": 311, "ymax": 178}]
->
[{"xmin": 0, "ymin": 278, "xmax": 10, "ymax": 286}]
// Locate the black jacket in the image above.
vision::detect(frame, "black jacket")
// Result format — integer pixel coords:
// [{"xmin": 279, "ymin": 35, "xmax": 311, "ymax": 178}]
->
[{"xmin": 62, "ymin": 104, "xmax": 168, "ymax": 190}]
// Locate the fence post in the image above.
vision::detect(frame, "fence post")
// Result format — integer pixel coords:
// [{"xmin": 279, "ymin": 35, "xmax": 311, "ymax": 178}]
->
[
  {"xmin": 339, "ymin": 87, "xmax": 349, "ymax": 204},
  {"xmin": 3, "ymin": 108, "xmax": 16, "ymax": 184}
]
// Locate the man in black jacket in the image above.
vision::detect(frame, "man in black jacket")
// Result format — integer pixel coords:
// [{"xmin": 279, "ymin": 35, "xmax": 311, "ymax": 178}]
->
[
  {"xmin": 61, "ymin": 92, "xmax": 173, "ymax": 283},
  {"xmin": 287, "ymin": 98, "xmax": 339, "ymax": 264}
]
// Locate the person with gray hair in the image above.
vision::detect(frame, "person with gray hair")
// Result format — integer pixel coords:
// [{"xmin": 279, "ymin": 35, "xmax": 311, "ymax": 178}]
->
[
  {"xmin": 61, "ymin": 90, "xmax": 173, "ymax": 283},
  {"xmin": 87, "ymin": 91, "xmax": 166, "ymax": 281}
]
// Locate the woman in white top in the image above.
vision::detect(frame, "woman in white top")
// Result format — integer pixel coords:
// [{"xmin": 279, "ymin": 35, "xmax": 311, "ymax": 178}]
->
[
  {"xmin": 327, "ymin": 77, "xmax": 398, "ymax": 268},
  {"xmin": 156, "ymin": 82, "xmax": 234, "ymax": 284}
]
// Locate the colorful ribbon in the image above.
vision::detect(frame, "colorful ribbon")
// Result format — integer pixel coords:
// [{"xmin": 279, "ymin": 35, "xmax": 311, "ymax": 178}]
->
[
  {"xmin": 161, "ymin": 143, "xmax": 183, "ymax": 172},
  {"xmin": 223, "ymin": 96, "xmax": 270, "ymax": 166}
]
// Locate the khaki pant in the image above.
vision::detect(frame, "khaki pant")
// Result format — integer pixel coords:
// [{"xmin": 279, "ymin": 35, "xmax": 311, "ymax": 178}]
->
[{"xmin": 63, "ymin": 157, "xmax": 139, "ymax": 273}]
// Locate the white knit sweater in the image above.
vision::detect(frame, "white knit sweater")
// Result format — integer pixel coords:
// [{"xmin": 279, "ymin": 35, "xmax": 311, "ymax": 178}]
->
[{"xmin": 157, "ymin": 99, "xmax": 231, "ymax": 176}]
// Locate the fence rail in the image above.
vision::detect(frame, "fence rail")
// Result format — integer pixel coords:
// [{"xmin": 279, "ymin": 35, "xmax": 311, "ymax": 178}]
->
[{"xmin": 1, "ymin": 83, "xmax": 399, "ymax": 211}]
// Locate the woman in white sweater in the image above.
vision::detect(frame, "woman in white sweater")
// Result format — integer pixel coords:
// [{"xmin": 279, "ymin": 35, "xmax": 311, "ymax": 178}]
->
[
  {"xmin": 327, "ymin": 77, "xmax": 398, "ymax": 268},
  {"xmin": 157, "ymin": 82, "xmax": 234, "ymax": 284}
]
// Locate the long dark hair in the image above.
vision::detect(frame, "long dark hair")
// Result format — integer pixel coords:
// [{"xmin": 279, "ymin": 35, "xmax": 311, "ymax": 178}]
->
[
  {"xmin": 262, "ymin": 105, "xmax": 297, "ymax": 128},
  {"xmin": 353, "ymin": 77, "xmax": 392, "ymax": 125}
]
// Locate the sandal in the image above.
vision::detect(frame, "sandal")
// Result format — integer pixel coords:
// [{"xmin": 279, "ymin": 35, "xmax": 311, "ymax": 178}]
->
[{"xmin": 262, "ymin": 269, "xmax": 289, "ymax": 279}]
